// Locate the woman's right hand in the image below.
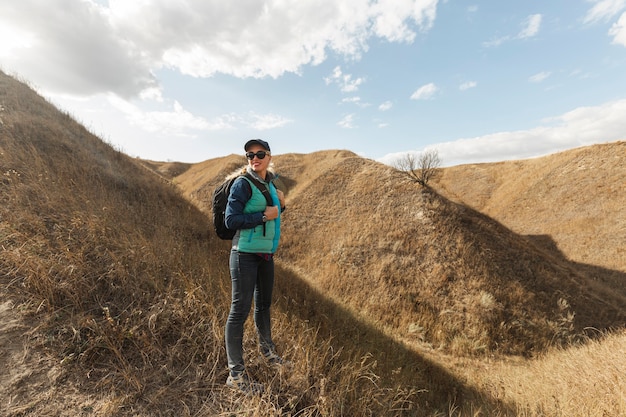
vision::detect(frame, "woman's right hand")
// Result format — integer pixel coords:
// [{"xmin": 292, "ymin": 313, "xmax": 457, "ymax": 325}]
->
[{"xmin": 264, "ymin": 205, "xmax": 279, "ymax": 220}]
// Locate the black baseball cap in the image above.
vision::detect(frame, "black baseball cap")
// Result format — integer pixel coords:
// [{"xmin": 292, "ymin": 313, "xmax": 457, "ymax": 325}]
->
[{"xmin": 244, "ymin": 139, "xmax": 271, "ymax": 152}]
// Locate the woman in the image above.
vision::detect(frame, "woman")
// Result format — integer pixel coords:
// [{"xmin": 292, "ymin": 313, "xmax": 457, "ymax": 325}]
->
[{"xmin": 224, "ymin": 139, "xmax": 287, "ymax": 393}]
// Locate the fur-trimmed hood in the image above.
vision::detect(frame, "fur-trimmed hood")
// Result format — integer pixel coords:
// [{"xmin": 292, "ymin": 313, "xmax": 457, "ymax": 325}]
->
[{"xmin": 225, "ymin": 165, "xmax": 276, "ymax": 183}]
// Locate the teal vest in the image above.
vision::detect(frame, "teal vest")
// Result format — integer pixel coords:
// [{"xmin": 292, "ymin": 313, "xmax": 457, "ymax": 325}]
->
[{"xmin": 236, "ymin": 177, "xmax": 281, "ymax": 254}]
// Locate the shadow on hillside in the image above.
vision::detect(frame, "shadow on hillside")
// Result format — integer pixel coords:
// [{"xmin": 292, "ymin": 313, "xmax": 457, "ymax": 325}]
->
[
  {"xmin": 273, "ymin": 263, "xmax": 516, "ymax": 414},
  {"xmin": 433, "ymin": 186, "xmax": 626, "ymax": 335},
  {"xmin": 427, "ymin": 177, "xmax": 626, "ymax": 327},
  {"xmin": 525, "ymin": 234, "xmax": 626, "ymax": 314}
]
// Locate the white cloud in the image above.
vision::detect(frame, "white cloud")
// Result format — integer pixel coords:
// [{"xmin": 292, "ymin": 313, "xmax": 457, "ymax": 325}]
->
[
  {"xmin": 338, "ymin": 113, "xmax": 357, "ymax": 129},
  {"xmin": 0, "ymin": 0, "xmax": 158, "ymax": 98},
  {"xmin": 378, "ymin": 99, "xmax": 626, "ymax": 167},
  {"xmin": 529, "ymin": 71, "xmax": 552, "ymax": 83},
  {"xmin": 248, "ymin": 113, "xmax": 293, "ymax": 130},
  {"xmin": 0, "ymin": 22, "xmax": 36, "ymax": 58},
  {"xmin": 483, "ymin": 36, "xmax": 510, "ymax": 48},
  {"xmin": 483, "ymin": 14, "xmax": 542, "ymax": 47},
  {"xmin": 609, "ymin": 12, "xmax": 626, "ymax": 45},
  {"xmin": 139, "ymin": 88, "xmax": 164, "ymax": 103},
  {"xmin": 0, "ymin": 0, "xmax": 442, "ymax": 98},
  {"xmin": 379, "ymin": 101, "xmax": 393, "ymax": 111},
  {"xmin": 410, "ymin": 83, "xmax": 439, "ymax": 100},
  {"xmin": 342, "ymin": 97, "xmax": 362, "ymax": 104},
  {"xmin": 459, "ymin": 81, "xmax": 477, "ymax": 91},
  {"xmin": 107, "ymin": 97, "xmax": 290, "ymax": 135},
  {"xmin": 108, "ymin": 97, "xmax": 230, "ymax": 134},
  {"xmin": 518, "ymin": 14, "xmax": 542, "ymax": 39},
  {"xmin": 370, "ymin": 0, "xmax": 439, "ymax": 42},
  {"xmin": 583, "ymin": 0, "xmax": 626, "ymax": 24},
  {"xmin": 325, "ymin": 66, "xmax": 366, "ymax": 93}
]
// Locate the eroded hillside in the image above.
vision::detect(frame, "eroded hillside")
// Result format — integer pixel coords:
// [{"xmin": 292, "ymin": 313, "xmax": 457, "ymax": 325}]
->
[
  {"xmin": 0, "ymin": 70, "xmax": 230, "ymax": 415},
  {"xmin": 433, "ymin": 141, "xmax": 626, "ymax": 276},
  {"xmin": 2, "ymin": 68, "xmax": 625, "ymax": 416},
  {"xmin": 177, "ymin": 150, "xmax": 626, "ymax": 357},
  {"xmin": 0, "ymin": 68, "xmax": 499, "ymax": 417}
]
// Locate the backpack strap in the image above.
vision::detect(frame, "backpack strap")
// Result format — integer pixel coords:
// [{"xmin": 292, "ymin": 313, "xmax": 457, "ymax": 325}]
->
[
  {"xmin": 243, "ymin": 172, "xmax": 274, "ymax": 236},
  {"xmin": 244, "ymin": 172, "xmax": 274, "ymax": 207}
]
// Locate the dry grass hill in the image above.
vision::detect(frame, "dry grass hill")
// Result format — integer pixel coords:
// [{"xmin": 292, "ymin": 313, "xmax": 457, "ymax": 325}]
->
[
  {"xmin": 1, "ymin": 70, "xmax": 625, "ymax": 416},
  {"xmin": 175, "ymin": 149, "xmax": 626, "ymax": 357},
  {"xmin": 432, "ymin": 142, "xmax": 625, "ymax": 282}
]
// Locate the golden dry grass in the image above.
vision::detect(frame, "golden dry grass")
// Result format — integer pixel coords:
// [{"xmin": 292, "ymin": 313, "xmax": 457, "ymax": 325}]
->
[
  {"xmin": 469, "ymin": 329, "xmax": 626, "ymax": 416},
  {"xmin": 178, "ymin": 151, "xmax": 625, "ymax": 357},
  {"xmin": 0, "ymin": 70, "xmax": 463, "ymax": 416},
  {"xmin": 1, "ymin": 69, "xmax": 625, "ymax": 416},
  {"xmin": 433, "ymin": 142, "xmax": 626, "ymax": 276}
]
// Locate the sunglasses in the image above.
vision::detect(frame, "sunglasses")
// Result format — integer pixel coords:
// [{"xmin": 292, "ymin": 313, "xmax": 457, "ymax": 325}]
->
[{"xmin": 246, "ymin": 150, "xmax": 270, "ymax": 160}]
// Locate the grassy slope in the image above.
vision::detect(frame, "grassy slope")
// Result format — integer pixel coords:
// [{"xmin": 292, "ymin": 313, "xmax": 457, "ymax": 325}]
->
[
  {"xmin": 0, "ymin": 71, "xmax": 495, "ymax": 416},
  {"xmin": 2, "ymin": 69, "xmax": 625, "ymax": 416},
  {"xmin": 433, "ymin": 142, "xmax": 625, "ymax": 275},
  {"xmin": 0, "ymin": 71, "xmax": 232, "ymax": 415},
  {"xmin": 274, "ymin": 153, "xmax": 626, "ymax": 355}
]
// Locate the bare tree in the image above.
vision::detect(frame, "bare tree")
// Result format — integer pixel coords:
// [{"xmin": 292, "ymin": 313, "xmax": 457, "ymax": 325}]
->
[{"xmin": 394, "ymin": 149, "xmax": 441, "ymax": 186}]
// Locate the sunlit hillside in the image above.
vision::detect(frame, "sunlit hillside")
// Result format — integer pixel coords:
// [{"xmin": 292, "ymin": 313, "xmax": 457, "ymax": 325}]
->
[
  {"xmin": 2, "ymin": 70, "xmax": 625, "ymax": 416},
  {"xmin": 176, "ymin": 149, "xmax": 626, "ymax": 358},
  {"xmin": 0, "ymin": 71, "xmax": 232, "ymax": 415},
  {"xmin": 433, "ymin": 141, "xmax": 625, "ymax": 276},
  {"xmin": 0, "ymin": 68, "xmax": 498, "ymax": 417}
]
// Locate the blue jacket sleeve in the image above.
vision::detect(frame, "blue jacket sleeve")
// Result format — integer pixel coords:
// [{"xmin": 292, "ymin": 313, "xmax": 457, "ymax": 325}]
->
[{"xmin": 225, "ymin": 177, "xmax": 264, "ymax": 230}]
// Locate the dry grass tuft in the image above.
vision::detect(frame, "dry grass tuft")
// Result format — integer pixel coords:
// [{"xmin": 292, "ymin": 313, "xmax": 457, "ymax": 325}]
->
[{"xmin": 471, "ymin": 330, "xmax": 626, "ymax": 416}]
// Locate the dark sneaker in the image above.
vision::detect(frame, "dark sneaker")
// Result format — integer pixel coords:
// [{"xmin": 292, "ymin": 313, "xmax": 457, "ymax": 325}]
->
[
  {"xmin": 262, "ymin": 350, "xmax": 292, "ymax": 368},
  {"xmin": 226, "ymin": 373, "xmax": 264, "ymax": 394}
]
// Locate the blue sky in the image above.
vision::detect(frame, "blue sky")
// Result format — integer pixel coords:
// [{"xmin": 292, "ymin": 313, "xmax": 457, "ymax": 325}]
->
[{"xmin": 1, "ymin": 0, "xmax": 625, "ymax": 166}]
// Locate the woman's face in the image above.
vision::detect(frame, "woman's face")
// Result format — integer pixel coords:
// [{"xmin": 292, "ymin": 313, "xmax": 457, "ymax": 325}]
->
[{"xmin": 246, "ymin": 144, "xmax": 271, "ymax": 174}]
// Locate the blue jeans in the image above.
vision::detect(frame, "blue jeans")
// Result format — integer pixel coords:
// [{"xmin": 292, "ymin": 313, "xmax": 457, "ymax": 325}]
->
[{"xmin": 225, "ymin": 250, "xmax": 275, "ymax": 375}]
